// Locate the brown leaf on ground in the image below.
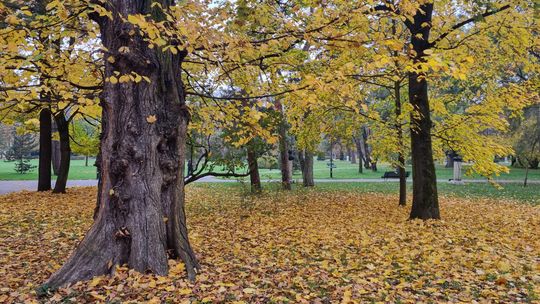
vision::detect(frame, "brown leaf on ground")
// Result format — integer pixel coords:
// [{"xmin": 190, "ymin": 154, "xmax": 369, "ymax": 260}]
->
[{"xmin": 0, "ymin": 186, "xmax": 539, "ymax": 303}]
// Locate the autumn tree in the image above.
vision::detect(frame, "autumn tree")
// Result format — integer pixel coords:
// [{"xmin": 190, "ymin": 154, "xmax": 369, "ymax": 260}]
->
[
  {"xmin": 369, "ymin": 0, "xmax": 537, "ymax": 219},
  {"xmin": 42, "ymin": 0, "xmax": 201, "ymax": 287},
  {"xmin": 70, "ymin": 119, "xmax": 100, "ymax": 166},
  {"xmin": 41, "ymin": 0, "xmax": 308, "ymax": 287},
  {"xmin": 0, "ymin": 0, "xmax": 102, "ymax": 192},
  {"xmin": 510, "ymin": 105, "xmax": 540, "ymax": 186},
  {"xmin": 5, "ymin": 130, "xmax": 38, "ymax": 174}
]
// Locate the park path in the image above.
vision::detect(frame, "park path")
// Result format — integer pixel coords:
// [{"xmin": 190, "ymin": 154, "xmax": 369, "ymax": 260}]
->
[{"xmin": 0, "ymin": 177, "xmax": 537, "ymax": 195}]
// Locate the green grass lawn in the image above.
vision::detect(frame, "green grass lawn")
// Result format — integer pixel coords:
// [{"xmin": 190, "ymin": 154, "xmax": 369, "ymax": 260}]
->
[
  {"xmin": 1, "ymin": 157, "xmax": 538, "ymax": 182},
  {"xmin": 1, "ymin": 157, "xmax": 537, "ymax": 204},
  {"xmin": 0, "ymin": 158, "xmax": 97, "ymax": 180}
]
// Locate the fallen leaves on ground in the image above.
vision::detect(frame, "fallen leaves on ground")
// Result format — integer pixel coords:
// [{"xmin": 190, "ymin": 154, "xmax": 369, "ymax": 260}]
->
[{"xmin": 0, "ymin": 185, "xmax": 539, "ymax": 303}]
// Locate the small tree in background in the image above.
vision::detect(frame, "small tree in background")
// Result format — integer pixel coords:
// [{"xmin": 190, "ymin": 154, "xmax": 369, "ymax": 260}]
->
[
  {"xmin": 5, "ymin": 131, "xmax": 38, "ymax": 174},
  {"xmin": 70, "ymin": 120, "xmax": 100, "ymax": 167},
  {"xmin": 0, "ymin": 124, "xmax": 15, "ymax": 158}
]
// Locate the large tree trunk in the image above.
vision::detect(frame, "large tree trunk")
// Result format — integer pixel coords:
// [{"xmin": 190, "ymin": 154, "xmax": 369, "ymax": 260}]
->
[
  {"xmin": 302, "ymin": 150, "xmax": 314, "ymax": 187},
  {"xmin": 407, "ymin": 4, "xmax": 440, "ymax": 220},
  {"xmin": 45, "ymin": 1, "xmax": 198, "ymax": 288},
  {"xmin": 247, "ymin": 143, "xmax": 261, "ymax": 193},
  {"xmin": 38, "ymin": 108, "xmax": 52, "ymax": 191},
  {"xmin": 52, "ymin": 111, "xmax": 70, "ymax": 194}
]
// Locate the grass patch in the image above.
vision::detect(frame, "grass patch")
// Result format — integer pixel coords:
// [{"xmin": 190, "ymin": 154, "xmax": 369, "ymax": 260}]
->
[
  {"xmin": 0, "ymin": 158, "xmax": 97, "ymax": 180},
  {"xmin": 1, "ymin": 158, "xmax": 538, "ymax": 181}
]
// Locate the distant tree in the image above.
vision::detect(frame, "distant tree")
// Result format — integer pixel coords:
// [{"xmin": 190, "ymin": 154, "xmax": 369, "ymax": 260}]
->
[
  {"xmin": 511, "ymin": 105, "xmax": 540, "ymax": 170},
  {"xmin": 5, "ymin": 131, "xmax": 38, "ymax": 174},
  {"xmin": 0, "ymin": 124, "xmax": 15, "ymax": 158},
  {"xmin": 70, "ymin": 120, "xmax": 100, "ymax": 167},
  {"xmin": 509, "ymin": 105, "xmax": 540, "ymax": 187}
]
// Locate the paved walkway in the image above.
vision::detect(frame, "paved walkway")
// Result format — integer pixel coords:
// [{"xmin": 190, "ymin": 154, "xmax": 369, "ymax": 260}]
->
[{"xmin": 0, "ymin": 177, "xmax": 537, "ymax": 195}]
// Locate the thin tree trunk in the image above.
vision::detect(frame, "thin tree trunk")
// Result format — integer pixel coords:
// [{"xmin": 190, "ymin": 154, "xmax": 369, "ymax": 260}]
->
[
  {"xmin": 52, "ymin": 111, "xmax": 70, "ymax": 194},
  {"xmin": 523, "ymin": 164, "xmax": 529, "ymax": 187},
  {"xmin": 302, "ymin": 150, "xmax": 314, "ymax": 187},
  {"xmin": 350, "ymin": 146, "xmax": 356, "ymax": 164},
  {"xmin": 361, "ymin": 126, "xmax": 372, "ymax": 169},
  {"xmin": 85, "ymin": 155, "xmax": 89, "ymax": 167},
  {"xmin": 397, "ymin": 155, "xmax": 407, "ymax": 205},
  {"xmin": 354, "ymin": 135, "xmax": 363, "ymax": 174},
  {"xmin": 38, "ymin": 108, "xmax": 52, "ymax": 191},
  {"xmin": 45, "ymin": 1, "xmax": 198, "ymax": 288},
  {"xmin": 329, "ymin": 139, "xmax": 335, "ymax": 178},
  {"xmin": 394, "ymin": 81, "xmax": 407, "ymax": 206},
  {"xmin": 247, "ymin": 143, "xmax": 261, "ymax": 193},
  {"xmin": 277, "ymin": 102, "xmax": 291, "ymax": 190},
  {"xmin": 407, "ymin": 3, "xmax": 440, "ymax": 220},
  {"xmin": 298, "ymin": 148, "xmax": 305, "ymax": 173}
]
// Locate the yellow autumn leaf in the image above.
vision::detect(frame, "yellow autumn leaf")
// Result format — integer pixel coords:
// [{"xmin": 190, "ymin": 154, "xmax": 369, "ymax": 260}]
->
[
  {"xmin": 108, "ymin": 76, "xmax": 118, "ymax": 84},
  {"xmin": 89, "ymin": 276, "xmax": 102, "ymax": 287},
  {"xmin": 146, "ymin": 115, "xmax": 157, "ymax": 124},
  {"xmin": 178, "ymin": 288, "xmax": 191, "ymax": 295}
]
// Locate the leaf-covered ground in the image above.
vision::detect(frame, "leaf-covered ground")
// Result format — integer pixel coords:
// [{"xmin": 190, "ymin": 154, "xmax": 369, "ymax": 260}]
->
[{"xmin": 1, "ymin": 186, "xmax": 539, "ymax": 303}]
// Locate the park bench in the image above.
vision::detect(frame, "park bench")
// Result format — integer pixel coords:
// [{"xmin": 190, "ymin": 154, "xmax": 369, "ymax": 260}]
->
[{"xmin": 381, "ymin": 171, "xmax": 410, "ymax": 180}]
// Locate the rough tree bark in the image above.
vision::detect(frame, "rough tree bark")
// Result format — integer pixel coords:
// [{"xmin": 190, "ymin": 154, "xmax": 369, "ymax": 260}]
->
[
  {"xmin": 247, "ymin": 143, "xmax": 261, "ymax": 193},
  {"xmin": 45, "ymin": 1, "xmax": 199, "ymax": 288},
  {"xmin": 406, "ymin": 3, "xmax": 440, "ymax": 219},
  {"xmin": 38, "ymin": 108, "xmax": 52, "ymax": 191},
  {"xmin": 52, "ymin": 111, "xmax": 70, "ymax": 194}
]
